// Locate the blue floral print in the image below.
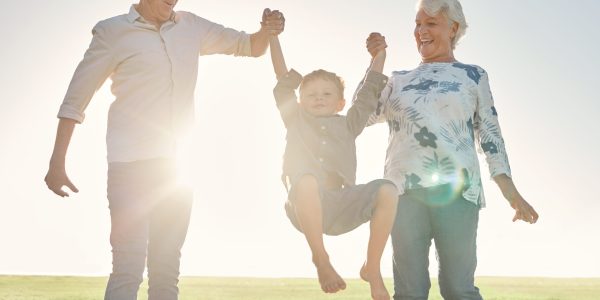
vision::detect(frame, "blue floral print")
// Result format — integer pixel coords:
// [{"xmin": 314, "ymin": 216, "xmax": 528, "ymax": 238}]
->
[
  {"xmin": 453, "ymin": 62, "xmax": 481, "ymax": 84},
  {"xmin": 405, "ymin": 173, "xmax": 423, "ymax": 189},
  {"xmin": 467, "ymin": 117, "xmax": 474, "ymax": 141},
  {"xmin": 438, "ymin": 81, "xmax": 461, "ymax": 94},
  {"xmin": 414, "ymin": 127, "xmax": 438, "ymax": 148},
  {"xmin": 481, "ymin": 142, "xmax": 498, "ymax": 154},
  {"xmin": 403, "ymin": 80, "xmax": 438, "ymax": 92},
  {"xmin": 364, "ymin": 62, "xmax": 512, "ymax": 207}
]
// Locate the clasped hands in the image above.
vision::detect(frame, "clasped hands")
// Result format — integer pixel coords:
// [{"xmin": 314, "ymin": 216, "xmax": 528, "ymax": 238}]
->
[{"xmin": 261, "ymin": 8, "xmax": 285, "ymax": 35}]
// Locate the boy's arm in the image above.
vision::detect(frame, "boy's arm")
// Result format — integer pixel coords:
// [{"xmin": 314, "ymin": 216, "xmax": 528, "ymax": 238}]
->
[
  {"xmin": 269, "ymin": 24, "xmax": 300, "ymax": 128},
  {"xmin": 270, "ymin": 35, "xmax": 288, "ymax": 80},
  {"xmin": 346, "ymin": 33, "xmax": 388, "ymax": 136},
  {"xmin": 265, "ymin": 9, "xmax": 288, "ymax": 79}
]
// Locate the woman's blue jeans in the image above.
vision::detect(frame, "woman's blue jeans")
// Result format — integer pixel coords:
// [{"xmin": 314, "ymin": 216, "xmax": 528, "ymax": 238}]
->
[{"xmin": 392, "ymin": 184, "xmax": 483, "ymax": 300}]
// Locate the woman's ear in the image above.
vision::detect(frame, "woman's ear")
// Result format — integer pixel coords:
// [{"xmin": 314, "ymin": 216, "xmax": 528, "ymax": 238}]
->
[{"xmin": 450, "ymin": 21, "xmax": 459, "ymax": 38}]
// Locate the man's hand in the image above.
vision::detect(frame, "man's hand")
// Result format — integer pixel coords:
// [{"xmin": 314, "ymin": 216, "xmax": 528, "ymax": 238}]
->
[
  {"xmin": 45, "ymin": 118, "xmax": 79, "ymax": 198},
  {"xmin": 45, "ymin": 165, "xmax": 79, "ymax": 197},
  {"xmin": 509, "ymin": 195, "xmax": 539, "ymax": 224},
  {"xmin": 261, "ymin": 8, "xmax": 285, "ymax": 36},
  {"xmin": 366, "ymin": 32, "xmax": 387, "ymax": 59}
]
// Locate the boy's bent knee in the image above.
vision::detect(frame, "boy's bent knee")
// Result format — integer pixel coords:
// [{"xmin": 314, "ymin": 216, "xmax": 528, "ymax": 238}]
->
[
  {"xmin": 292, "ymin": 174, "xmax": 320, "ymax": 201},
  {"xmin": 296, "ymin": 174, "xmax": 319, "ymax": 189},
  {"xmin": 376, "ymin": 183, "xmax": 399, "ymax": 206}
]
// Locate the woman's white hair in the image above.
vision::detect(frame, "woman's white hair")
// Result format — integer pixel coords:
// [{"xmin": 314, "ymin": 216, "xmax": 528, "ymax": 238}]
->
[{"xmin": 416, "ymin": 0, "xmax": 468, "ymax": 49}]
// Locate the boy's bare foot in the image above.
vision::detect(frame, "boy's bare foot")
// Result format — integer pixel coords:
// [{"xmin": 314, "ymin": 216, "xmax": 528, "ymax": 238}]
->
[
  {"xmin": 314, "ymin": 259, "xmax": 346, "ymax": 293},
  {"xmin": 360, "ymin": 262, "xmax": 390, "ymax": 300}
]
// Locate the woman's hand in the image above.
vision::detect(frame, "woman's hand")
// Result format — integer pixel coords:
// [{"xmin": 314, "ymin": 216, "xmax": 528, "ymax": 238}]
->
[
  {"xmin": 509, "ymin": 195, "xmax": 538, "ymax": 224},
  {"xmin": 366, "ymin": 32, "xmax": 387, "ymax": 58},
  {"xmin": 494, "ymin": 174, "xmax": 539, "ymax": 224}
]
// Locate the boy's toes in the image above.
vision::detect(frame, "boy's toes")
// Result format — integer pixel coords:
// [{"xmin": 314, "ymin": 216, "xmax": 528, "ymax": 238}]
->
[
  {"xmin": 322, "ymin": 279, "xmax": 345, "ymax": 293},
  {"xmin": 316, "ymin": 262, "xmax": 345, "ymax": 293},
  {"xmin": 338, "ymin": 279, "xmax": 347, "ymax": 290},
  {"xmin": 324, "ymin": 283, "xmax": 338, "ymax": 293},
  {"xmin": 323, "ymin": 281, "xmax": 342, "ymax": 293},
  {"xmin": 368, "ymin": 276, "xmax": 390, "ymax": 300}
]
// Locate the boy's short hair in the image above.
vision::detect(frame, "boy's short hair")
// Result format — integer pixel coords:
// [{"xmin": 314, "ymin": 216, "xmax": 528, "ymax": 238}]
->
[{"xmin": 299, "ymin": 69, "xmax": 345, "ymax": 98}]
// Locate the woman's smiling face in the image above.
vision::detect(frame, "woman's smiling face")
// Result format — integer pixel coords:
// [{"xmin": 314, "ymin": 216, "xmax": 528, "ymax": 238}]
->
[{"xmin": 414, "ymin": 8, "xmax": 458, "ymax": 63}]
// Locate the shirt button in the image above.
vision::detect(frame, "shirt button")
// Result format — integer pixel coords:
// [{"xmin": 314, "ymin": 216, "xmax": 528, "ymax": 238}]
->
[
  {"xmin": 318, "ymin": 157, "xmax": 324, "ymax": 162},
  {"xmin": 321, "ymin": 140, "xmax": 327, "ymax": 145},
  {"xmin": 320, "ymin": 125, "xmax": 326, "ymax": 130}
]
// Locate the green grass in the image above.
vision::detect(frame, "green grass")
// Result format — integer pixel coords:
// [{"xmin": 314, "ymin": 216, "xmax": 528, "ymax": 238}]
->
[{"xmin": 0, "ymin": 276, "xmax": 598, "ymax": 300}]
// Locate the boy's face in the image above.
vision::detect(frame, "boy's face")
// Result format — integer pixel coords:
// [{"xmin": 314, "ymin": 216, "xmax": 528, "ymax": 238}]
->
[{"xmin": 299, "ymin": 79, "xmax": 345, "ymax": 117}]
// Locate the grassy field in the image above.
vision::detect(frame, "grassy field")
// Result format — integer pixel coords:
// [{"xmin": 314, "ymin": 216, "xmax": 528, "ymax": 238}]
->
[{"xmin": 0, "ymin": 276, "xmax": 598, "ymax": 300}]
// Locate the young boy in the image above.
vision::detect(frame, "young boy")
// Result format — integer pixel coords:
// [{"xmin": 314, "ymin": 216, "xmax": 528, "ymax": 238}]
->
[{"xmin": 268, "ymin": 12, "xmax": 398, "ymax": 300}]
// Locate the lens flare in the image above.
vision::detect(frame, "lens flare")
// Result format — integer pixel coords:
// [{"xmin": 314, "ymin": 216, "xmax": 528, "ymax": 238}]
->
[{"xmin": 424, "ymin": 171, "xmax": 468, "ymax": 207}]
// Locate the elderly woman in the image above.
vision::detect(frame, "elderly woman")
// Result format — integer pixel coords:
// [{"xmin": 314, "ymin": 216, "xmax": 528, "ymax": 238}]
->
[{"xmin": 365, "ymin": 0, "xmax": 539, "ymax": 299}]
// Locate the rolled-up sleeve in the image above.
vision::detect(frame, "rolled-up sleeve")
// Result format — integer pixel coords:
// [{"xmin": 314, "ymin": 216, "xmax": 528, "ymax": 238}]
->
[
  {"xmin": 475, "ymin": 70, "xmax": 512, "ymax": 178},
  {"xmin": 58, "ymin": 23, "xmax": 116, "ymax": 123},
  {"xmin": 196, "ymin": 17, "xmax": 251, "ymax": 57}
]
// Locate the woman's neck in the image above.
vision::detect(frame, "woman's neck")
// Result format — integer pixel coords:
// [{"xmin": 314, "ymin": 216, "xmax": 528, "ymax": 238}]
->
[{"xmin": 421, "ymin": 55, "xmax": 456, "ymax": 64}]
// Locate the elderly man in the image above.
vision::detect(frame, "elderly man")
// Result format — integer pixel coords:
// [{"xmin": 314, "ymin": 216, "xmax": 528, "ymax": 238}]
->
[{"xmin": 44, "ymin": 1, "xmax": 284, "ymax": 299}]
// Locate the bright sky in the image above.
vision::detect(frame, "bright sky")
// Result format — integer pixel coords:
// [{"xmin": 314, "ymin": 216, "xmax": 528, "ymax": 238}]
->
[{"xmin": 1, "ymin": 0, "xmax": 599, "ymax": 279}]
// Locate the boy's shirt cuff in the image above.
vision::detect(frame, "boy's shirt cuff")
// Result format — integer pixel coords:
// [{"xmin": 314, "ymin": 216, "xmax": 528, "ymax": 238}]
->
[
  {"xmin": 363, "ymin": 70, "xmax": 388, "ymax": 90},
  {"xmin": 276, "ymin": 68, "xmax": 303, "ymax": 90}
]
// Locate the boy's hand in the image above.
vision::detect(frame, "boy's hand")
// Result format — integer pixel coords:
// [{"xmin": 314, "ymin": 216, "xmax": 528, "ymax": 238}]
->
[
  {"xmin": 366, "ymin": 32, "xmax": 387, "ymax": 58},
  {"xmin": 261, "ymin": 9, "xmax": 285, "ymax": 36}
]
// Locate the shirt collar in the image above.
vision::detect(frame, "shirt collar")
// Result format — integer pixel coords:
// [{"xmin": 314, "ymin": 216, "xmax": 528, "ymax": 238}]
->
[
  {"xmin": 126, "ymin": 5, "xmax": 141, "ymax": 23},
  {"xmin": 126, "ymin": 5, "xmax": 179, "ymax": 24}
]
